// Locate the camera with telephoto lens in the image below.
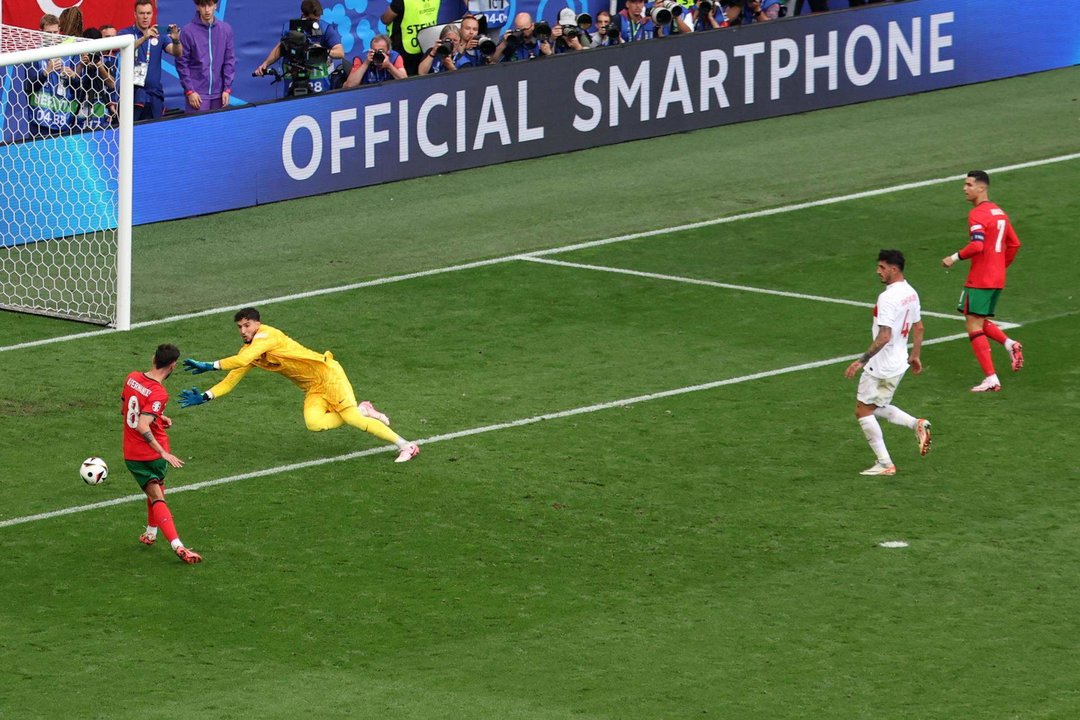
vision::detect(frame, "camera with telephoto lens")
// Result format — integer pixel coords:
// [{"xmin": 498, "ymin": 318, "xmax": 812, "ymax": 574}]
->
[
  {"xmin": 371, "ymin": 49, "xmax": 386, "ymax": 65},
  {"xmin": 533, "ymin": 20, "xmax": 552, "ymax": 40},
  {"xmin": 649, "ymin": 0, "xmax": 683, "ymax": 25},
  {"xmin": 697, "ymin": 0, "xmax": 716, "ymax": 15},
  {"xmin": 477, "ymin": 35, "xmax": 497, "ymax": 55}
]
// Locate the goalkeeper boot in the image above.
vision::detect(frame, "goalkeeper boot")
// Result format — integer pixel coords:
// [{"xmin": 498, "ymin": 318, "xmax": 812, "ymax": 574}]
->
[
  {"xmin": 359, "ymin": 400, "xmax": 391, "ymax": 426},
  {"xmin": 176, "ymin": 546, "xmax": 203, "ymax": 564},
  {"xmin": 1010, "ymin": 342, "xmax": 1024, "ymax": 372},
  {"xmin": 139, "ymin": 531, "xmax": 157, "ymax": 546},
  {"xmin": 395, "ymin": 443, "xmax": 420, "ymax": 463},
  {"xmin": 915, "ymin": 419, "xmax": 932, "ymax": 457},
  {"xmin": 860, "ymin": 461, "xmax": 897, "ymax": 476}
]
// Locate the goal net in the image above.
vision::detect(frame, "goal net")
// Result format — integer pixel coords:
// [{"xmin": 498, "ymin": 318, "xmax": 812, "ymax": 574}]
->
[{"xmin": 0, "ymin": 24, "xmax": 133, "ymax": 329}]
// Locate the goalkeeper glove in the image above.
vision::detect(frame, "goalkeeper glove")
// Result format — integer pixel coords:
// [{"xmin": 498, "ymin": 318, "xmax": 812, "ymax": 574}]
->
[
  {"xmin": 179, "ymin": 387, "xmax": 209, "ymax": 408},
  {"xmin": 183, "ymin": 358, "xmax": 216, "ymax": 375}
]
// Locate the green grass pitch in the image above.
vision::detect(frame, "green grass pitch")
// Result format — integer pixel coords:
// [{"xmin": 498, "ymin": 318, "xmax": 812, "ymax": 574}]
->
[{"xmin": 1, "ymin": 67, "xmax": 1079, "ymax": 718}]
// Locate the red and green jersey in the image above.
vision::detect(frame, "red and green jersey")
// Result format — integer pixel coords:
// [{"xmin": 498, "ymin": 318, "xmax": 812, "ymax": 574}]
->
[
  {"xmin": 121, "ymin": 371, "xmax": 170, "ymax": 461},
  {"xmin": 963, "ymin": 201, "xmax": 1020, "ymax": 289}
]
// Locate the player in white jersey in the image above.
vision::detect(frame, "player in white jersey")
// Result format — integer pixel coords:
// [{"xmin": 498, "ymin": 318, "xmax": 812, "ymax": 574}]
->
[{"xmin": 844, "ymin": 250, "xmax": 933, "ymax": 476}]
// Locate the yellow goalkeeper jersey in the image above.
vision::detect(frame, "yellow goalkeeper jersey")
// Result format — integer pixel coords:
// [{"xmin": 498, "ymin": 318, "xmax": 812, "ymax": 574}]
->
[{"xmin": 207, "ymin": 324, "xmax": 338, "ymax": 398}]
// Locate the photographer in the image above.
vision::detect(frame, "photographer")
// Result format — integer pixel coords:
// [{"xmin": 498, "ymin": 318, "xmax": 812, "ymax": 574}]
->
[
  {"xmin": 492, "ymin": 12, "xmax": 553, "ymax": 63},
  {"xmin": 454, "ymin": 15, "xmax": 492, "ymax": 69},
  {"xmin": 691, "ymin": 0, "xmax": 740, "ymax": 30},
  {"xmin": 118, "ymin": 0, "xmax": 182, "ymax": 120},
  {"xmin": 744, "ymin": 0, "xmax": 784, "ymax": 22},
  {"xmin": 74, "ymin": 28, "xmax": 117, "ymax": 131},
  {"xmin": 253, "ymin": 0, "xmax": 343, "ymax": 95},
  {"xmin": 589, "ymin": 11, "xmax": 619, "ymax": 47},
  {"xmin": 616, "ymin": 0, "xmax": 656, "ymax": 42},
  {"xmin": 343, "ymin": 34, "xmax": 407, "ymax": 88},
  {"xmin": 418, "ymin": 24, "xmax": 460, "ymax": 75},
  {"xmin": 551, "ymin": 9, "xmax": 586, "ymax": 54},
  {"xmin": 650, "ymin": 1, "xmax": 692, "ymax": 36}
]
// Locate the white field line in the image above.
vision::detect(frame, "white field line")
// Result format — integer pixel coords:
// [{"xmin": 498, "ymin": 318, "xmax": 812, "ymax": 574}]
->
[
  {"xmin": 3, "ymin": 151, "xmax": 1076, "ymax": 354},
  {"xmin": 521, "ymin": 256, "xmax": 967, "ymax": 321},
  {"xmin": 0, "ymin": 328, "xmax": 1001, "ymax": 531}
]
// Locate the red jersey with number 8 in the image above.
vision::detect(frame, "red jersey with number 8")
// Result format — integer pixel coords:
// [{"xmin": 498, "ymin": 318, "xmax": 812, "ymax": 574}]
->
[
  {"xmin": 121, "ymin": 371, "xmax": 170, "ymax": 461},
  {"xmin": 965, "ymin": 202, "xmax": 1020, "ymax": 289}
]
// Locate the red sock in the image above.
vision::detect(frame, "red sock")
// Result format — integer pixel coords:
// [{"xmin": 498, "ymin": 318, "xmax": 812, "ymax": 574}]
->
[
  {"xmin": 983, "ymin": 320, "xmax": 1008, "ymax": 345},
  {"xmin": 969, "ymin": 332, "xmax": 996, "ymax": 376},
  {"xmin": 150, "ymin": 500, "xmax": 179, "ymax": 544}
]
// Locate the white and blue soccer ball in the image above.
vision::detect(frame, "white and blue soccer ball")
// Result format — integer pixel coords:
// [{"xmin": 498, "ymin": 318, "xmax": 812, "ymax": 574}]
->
[{"xmin": 80, "ymin": 457, "xmax": 108, "ymax": 485}]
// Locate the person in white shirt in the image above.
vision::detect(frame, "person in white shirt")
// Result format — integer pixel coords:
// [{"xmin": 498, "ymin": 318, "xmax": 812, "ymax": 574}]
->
[{"xmin": 844, "ymin": 249, "xmax": 932, "ymax": 476}]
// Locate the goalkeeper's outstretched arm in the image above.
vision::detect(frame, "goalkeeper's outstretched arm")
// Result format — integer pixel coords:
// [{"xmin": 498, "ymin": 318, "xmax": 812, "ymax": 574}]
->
[{"xmin": 178, "ymin": 367, "xmax": 251, "ymax": 407}]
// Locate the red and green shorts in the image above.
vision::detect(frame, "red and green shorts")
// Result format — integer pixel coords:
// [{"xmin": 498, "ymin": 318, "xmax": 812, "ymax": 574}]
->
[
  {"xmin": 125, "ymin": 458, "xmax": 168, "ymax": 489},
  {"xmin": 957, "ymin": 287, "xmax": 1002, "ymax": 317}
]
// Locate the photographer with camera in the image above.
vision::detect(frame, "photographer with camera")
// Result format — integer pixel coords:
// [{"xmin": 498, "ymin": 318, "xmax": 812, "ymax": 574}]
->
[
  {"xmin": 588, "ymin": 11, "xmax": 619, "ymax": 47},
  {"xmin": 648, "ymin": 0, "xmax": 691, "ymax": 37},
  {"xmin": 616, "ymin": 0, "xmax": 656, "ymax": 42},
  {"xmin": 343, "ymin": 34, "xmax": 407, "ymax": 88},
  {"xmin": 418, "ymin": 24, "xmax": 461, "ymax": 74},
  {"xmin": 254, "ymin": 1, "xmax": 344, "ymax": 95},
  {"xmin": 118, "ymin": 0, "xmax": 182, "ymax": 120},
  {"xmin": 454, "ymin": 15, "xmax": 494, "ymax": 69},
  {"xmin": 551, "ymin": 9, "xmax": 587, "ymax": 54},
  {"xmin": 744, "ymin": 0, "xmax": 784, "ymax": 23},
  {"xmin": 74, "ymin": 27, "xmax": 117, "ymax": 131},
  {"xmin": 492, "ymin": 12, "xmax": 553, "ymax": 62}
]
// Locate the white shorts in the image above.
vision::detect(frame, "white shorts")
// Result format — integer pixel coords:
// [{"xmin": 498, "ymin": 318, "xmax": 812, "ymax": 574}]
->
[{"xmin": 857, "ymin": 371, "xmax": 905, "ymax": 407}]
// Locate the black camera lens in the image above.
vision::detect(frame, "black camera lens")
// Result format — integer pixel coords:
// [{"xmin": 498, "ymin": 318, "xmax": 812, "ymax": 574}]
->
[
  {"xmin": 372, "ymin": 49, "xmax": 386, "ymax": 64},
  {"xmin": 435, "ymin": 38, "xmax": 453, "ymax": 57}
]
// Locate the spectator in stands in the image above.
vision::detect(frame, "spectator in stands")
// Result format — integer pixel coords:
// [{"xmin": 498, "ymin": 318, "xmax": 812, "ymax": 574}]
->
[
  {"xmin": 589, "ymin": 11, "xmax": 619, "ymax": 47},
  {"xmin": 551, "ymin": 9, "xmax": 585, "ymax": 54},
  {"xmin": 177, "ymin": 0, "xmax": 236, "ymax": 113},
  {"xmin": 58, "ymin": 7, "xmax": 84, "ymax": 36},
  {"xmin": 119, "ymin": 1, "xmax": 182, "ymax": 121},
  {"xmin": 492, "ymin": 12, "xmax": 553, "ymax": 62},
  {"xmin": 74, "ymin": 28, "xmax": 116, "ymax": 131},
  {"xmin": 99, "ymin": 25, "xmax": 120, "ymax": 125},
  {"xmin": 454, "ymin": 15, "xmax": 489, "ymax": 69},
  {"xmin": 744, "ymin": 0, "xmax": 783, "ymax": 22},
  {"xmin": 617, "ymin": 0, "xmax": 657, "ymax": 42},
  {"xmin": 381, "ymin": 0, "xmax": 440, "ymax": 76},
  {"xmin": 342, "ymin": 34, "xmax": 407, "ymax": 87},
  {"xmin": 418, "ymin": 24, "xmax": 461, "ymax": 75},
  {"xmin": 253, "ymin": 0, "xmax": 344, "ymax": 88},
  {"xmin": 26, "ymin": 21, "xmax": 76, "ymax": 135}
]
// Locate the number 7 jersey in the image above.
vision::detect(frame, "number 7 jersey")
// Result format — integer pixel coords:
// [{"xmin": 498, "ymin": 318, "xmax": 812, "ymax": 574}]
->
[
  {"xmin": 121, "ymin": 371, "xmax": 170, "ymax": 461},
  {"xmin": 868, "ymin": 280, "xmax": 921, "ymax": 380},
  {"xmin": 965, "ymin": 201, "xmax": 1020, "ymax": 289}
]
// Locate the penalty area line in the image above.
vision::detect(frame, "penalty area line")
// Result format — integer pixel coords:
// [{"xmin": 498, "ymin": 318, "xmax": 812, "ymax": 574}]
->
[
  {"xmin": 0, "ymin": 328, "xmax": 991, "ymax": 532},
  {"xmin": 2, "ymin": 150, "xmax": 1074, "ymax": 354}
]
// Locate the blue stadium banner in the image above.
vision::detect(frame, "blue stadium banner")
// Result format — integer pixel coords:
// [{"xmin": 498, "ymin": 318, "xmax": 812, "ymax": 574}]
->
[{"xmin": 12, "ymin": 0, "xmax": 1076, "ymax": 228}]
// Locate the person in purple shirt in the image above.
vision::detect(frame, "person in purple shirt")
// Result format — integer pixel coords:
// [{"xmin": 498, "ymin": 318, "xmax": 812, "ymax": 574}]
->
[{"xmin": 176, "ymin": 0, "xmax": 236, "ymax": 113}]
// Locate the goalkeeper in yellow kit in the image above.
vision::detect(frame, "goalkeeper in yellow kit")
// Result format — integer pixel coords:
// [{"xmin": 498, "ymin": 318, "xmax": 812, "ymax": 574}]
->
[{"xmin": 178, "ymin": 307, "xmax": 420, "ymax": 463}]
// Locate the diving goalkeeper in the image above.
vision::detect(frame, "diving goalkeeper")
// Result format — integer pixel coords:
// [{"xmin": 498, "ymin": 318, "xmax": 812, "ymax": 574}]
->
[{"xmin": 178, "ymin": 307, "xmax": 420, "ymax": 463}]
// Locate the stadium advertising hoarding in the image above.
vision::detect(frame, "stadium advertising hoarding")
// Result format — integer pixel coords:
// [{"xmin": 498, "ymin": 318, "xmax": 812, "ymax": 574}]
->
[{"xmin": 116, "ymin": 0, "xmax": 1072, "ymax": 222}]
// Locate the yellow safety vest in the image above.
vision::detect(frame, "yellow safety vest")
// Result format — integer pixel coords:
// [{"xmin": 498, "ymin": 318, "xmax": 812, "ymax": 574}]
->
[{"xmin": 392, "ymin": 0, "xmax": 440, "ymax": 55}]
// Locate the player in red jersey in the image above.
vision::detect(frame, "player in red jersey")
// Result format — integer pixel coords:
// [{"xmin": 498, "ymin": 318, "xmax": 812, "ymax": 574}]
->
[
  {"xmin": 941, "ymin": 170, "xmax": 1024, "ymax": 392},
  {"xmin": 121, "ymin": 344, "xmax": 202, "ymax": 564}
]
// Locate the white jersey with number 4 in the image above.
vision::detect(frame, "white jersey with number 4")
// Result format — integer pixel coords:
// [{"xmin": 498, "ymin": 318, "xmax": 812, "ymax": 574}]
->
[{"xmin": 866, "ymin": 279, "xmax": 921, "ymax": 379}]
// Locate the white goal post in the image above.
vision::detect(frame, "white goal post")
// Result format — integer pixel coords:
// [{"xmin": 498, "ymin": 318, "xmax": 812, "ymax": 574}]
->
[{"xmin": 0, "ymin": 25, "xmax": 134, "ymax": 329}]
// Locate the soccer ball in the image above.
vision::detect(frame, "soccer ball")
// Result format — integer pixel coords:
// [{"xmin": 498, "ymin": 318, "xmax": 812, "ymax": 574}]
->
[{"xmin": 80, "ymin": 457, "xmax": 108, "ymax": 485}]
